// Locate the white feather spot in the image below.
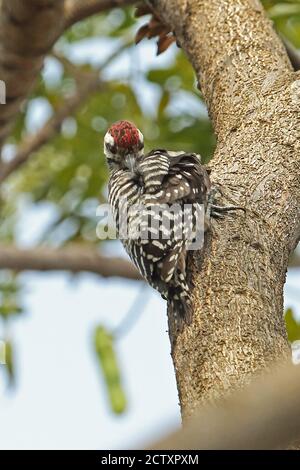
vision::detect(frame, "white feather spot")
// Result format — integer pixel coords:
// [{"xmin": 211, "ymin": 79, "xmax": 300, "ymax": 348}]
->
[
  {"xmin": 137, "ymin": 129, "xmax": 144, "ymax": 143},
  {"xmin": 104, "ymin": 131, "xmax": 114, "ymax": 146}
]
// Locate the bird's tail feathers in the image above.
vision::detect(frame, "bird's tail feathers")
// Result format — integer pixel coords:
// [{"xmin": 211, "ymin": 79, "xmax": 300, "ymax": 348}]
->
[{"xmin": 168, "ymin": 291, "xmax": 193, "ymax": 332}]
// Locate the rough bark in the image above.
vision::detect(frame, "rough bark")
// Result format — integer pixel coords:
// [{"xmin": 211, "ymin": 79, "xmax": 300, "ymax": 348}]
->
[
  {"xmin": 150, "ymin": 361, "xmax": 300, "ymax": 450},
  {"xmin": 150, "ymin": 0, "xmax": 300, "ymax": 418},
  {"xmin": 0, "ymin": 244, "xmax": 141, "ymax": 280}
]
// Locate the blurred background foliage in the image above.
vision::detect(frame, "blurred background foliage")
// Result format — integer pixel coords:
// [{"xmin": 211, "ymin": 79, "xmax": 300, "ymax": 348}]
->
[{"xmin": 0, "ymin": 1, "xmax": 300, "ymax": 410}]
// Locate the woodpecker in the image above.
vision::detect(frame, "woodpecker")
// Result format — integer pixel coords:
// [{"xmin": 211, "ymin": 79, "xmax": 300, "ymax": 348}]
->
[{"xmin": 104, "ymin": 120, "xmax": 240, "ymax": 330}]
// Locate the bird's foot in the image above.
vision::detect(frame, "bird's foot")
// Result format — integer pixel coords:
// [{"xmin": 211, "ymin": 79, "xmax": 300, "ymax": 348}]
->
[{"xmin": 206, "ymin": 187, "xmax": 245, "ymax": 221}]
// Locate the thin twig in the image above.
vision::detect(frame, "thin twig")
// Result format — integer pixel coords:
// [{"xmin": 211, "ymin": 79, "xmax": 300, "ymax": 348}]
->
[
  {"xmin": 0, "ymin": 42, "xmax": 130, "ymax": 184},
  {"xmin": 0, "ymin": 80, "xmax": 104, "ymax": 184}
]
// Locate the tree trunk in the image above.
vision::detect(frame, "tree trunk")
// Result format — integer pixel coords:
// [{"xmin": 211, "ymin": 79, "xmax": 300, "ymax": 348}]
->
[{"xmin": 149, "ymin": 0, "xmax": 300, "ymax": 419}]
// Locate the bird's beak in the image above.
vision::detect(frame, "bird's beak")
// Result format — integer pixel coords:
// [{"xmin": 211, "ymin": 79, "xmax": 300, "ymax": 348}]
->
[{"xmin": 125, "ymin": 154, "xmax": 136, "ymax": 174}]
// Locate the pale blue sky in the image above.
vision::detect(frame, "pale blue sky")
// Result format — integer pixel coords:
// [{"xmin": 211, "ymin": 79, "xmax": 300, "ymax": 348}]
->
[
  {"xmin": 0, "ymin": 271, "xmax": 180, "ymax": 450},
  {"xmin": 0, "ymin": 32, "xmax": 299, "ymax": 450}
]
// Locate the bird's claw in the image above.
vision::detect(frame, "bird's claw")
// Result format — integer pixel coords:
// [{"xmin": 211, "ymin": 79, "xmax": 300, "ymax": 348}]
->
[{"xmin": 206, "ymin": 187, "xmax": 245, "ymax": 220}]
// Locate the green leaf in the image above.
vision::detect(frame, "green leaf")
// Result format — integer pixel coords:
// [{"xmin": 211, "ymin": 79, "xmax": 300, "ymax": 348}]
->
[
  {"xmin": 0, "ymin": 304, "xmax": 23, "ymax": 316},
  {"xmin": 261, "ymin": 0, "xmax": 300, "ymax": 47},
  {"xmin": 94, "ymin": 326, "xmax": 127, "ymax": 414},
  {"xmin": 285, "ymin": 308, "xmax": 300, "ymax": 343},
  {"xmin": 0, "ymin": 282, "xmax": 19, "ymax": 295},
  {"xmin": 158, "ymin": 92, "xmax": 170, "ymax": 116},
  {"xmin": 268, "ymin": 3, "xmax": 300, "ymax": 18}
]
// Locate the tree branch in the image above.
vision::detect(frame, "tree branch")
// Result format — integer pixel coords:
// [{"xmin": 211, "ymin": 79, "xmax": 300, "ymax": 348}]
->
[
  {"xmin": 150, "ymin": 361, "xmax": 300, "ymax": 450},
  {"xmin": 0, "ymin": 244, "xmax": 142, "ymax": 280},
  {"xmin": 0, "ymin": 43, "xmax": 129, "ymax": 184},
  {"xmin": 150, "ymin": 0, "xmax": 299, "ymax": 419},
  {"xmin": 0, "ymin": 0, "xmax": 135, "ymax": 159},
  {"xmin": 0, "ymin": 0, "xmax": 65, "ymax": 149},
  {"xmin": 0, "ymin": 74, "xmax": 104, "ymax": 184},
  {"xmin": 64, "ymin": 0, "xmax": 136, "ymax": 30}
]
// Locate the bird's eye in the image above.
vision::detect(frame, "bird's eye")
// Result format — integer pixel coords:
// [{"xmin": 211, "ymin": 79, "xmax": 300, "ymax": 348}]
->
[
  {"xmin": 138, "ymin": 141, "xmax": 144, "ymax": 151},
  {"xmin": 106, "ymin": 143, "xmax": 116, "ymax": 154}
]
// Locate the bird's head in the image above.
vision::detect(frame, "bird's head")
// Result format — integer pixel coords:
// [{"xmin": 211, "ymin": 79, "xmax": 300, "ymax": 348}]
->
[{"xmin": 104, "ymin": 120, "xmax": 144, "ymax": 173}]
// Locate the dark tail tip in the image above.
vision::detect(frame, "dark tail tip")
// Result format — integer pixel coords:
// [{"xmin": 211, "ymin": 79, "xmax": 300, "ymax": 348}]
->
[{"xmin": 169, "ymin": 297, "xmax": 193, "ymax": 333}]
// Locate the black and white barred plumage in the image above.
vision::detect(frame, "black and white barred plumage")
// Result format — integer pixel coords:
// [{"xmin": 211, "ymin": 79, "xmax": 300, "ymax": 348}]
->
[{"xmin": 104, "ymin": 120, "xmax": 240, "ymax": 329}]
